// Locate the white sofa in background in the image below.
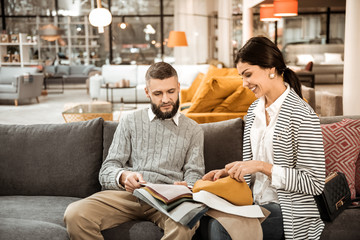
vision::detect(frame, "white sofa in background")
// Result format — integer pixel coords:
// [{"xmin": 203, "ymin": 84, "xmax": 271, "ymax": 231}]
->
[{"xmin": 89, "ymin": 64, "xmax": 210, "ymax": 103}]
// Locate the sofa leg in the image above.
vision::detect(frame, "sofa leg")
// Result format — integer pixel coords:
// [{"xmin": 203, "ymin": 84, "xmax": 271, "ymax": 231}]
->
[
  {"xmin": 36, "ymin": 97, "xmax": 40, "ymax": 103},
  {"xmin": 14, "ymin": 100, "xmax": 18, "ymax": 106}
]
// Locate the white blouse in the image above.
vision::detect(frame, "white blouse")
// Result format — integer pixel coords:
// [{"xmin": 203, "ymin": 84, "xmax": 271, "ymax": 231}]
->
[{"xmin": 250, "ymin": 83, "xmax": 290, "ymax": 205}]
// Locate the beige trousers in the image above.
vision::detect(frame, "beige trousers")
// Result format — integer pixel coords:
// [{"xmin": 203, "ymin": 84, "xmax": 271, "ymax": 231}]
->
[{"xmin": 64, "ymin": 190, "xmax": 198, "ymax": 240}]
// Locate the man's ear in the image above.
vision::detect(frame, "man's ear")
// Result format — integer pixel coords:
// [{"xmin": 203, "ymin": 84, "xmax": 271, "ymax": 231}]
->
[{"xmin": 144, "ymin": 86, "xmax": 150, "ymax": 99}]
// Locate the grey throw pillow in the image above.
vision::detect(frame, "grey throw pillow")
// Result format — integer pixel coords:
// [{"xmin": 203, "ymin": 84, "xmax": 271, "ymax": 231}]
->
[
  {"xmin": 0, "ymin": 118, "xmax": 104, "ymax": 198},
  {"xmin": 200, "ymin": 118, "xmax": 244, "ymax": 173}
]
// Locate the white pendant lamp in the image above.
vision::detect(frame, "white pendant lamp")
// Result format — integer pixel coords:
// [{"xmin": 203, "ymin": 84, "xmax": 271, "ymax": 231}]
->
[{"xmin": 89, "ymin": 0, "xmax": 112, "ymax": 33}]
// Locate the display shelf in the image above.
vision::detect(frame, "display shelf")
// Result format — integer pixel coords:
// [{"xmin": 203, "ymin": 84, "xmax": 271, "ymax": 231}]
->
[{"xmin": 0, "ymin": 33, "xmax": 40, "ymax": 67}]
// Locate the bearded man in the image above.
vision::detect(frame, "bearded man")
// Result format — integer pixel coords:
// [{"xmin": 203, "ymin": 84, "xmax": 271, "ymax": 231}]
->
[{"xmin": 64, "ymin": 62, "xmax": 205, "ymax": 240}]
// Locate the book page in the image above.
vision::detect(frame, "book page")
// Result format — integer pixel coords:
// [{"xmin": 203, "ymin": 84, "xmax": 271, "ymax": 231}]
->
[{"xmin": 193, "ymin": 190, "xmax": 264, "ymax": 218}]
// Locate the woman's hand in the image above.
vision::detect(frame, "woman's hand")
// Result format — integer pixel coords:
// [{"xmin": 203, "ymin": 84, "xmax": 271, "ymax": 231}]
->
[
  {"xmin": 225, "ymin": 160, "xmax": 272, "ymax": 182},
  {"xmin": 202, "ymin": 169, "xmax": 228, "ymax": 181}
]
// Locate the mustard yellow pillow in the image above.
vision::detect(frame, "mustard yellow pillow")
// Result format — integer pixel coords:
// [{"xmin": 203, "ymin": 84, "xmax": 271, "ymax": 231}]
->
[
  {"xmin": 191, "ymin": 66, "xmax": 239, "ymax": 103},
  {"xmin": 212, "ymin": 85, "xmax": 257, "ymax": 112},
  {"xmin": 187, "ymin": 76, "xmax": 242, "ymax": 113},
  {"xmin": 185, "ymin": 72, "xmax": 204, "ymax": 102},
  {"xmin": 193, "ymin": 176, "xmax": 253, "ymax": 206}
]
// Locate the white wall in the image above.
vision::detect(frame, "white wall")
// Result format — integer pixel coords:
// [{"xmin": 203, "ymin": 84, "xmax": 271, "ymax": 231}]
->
[
  {"xmin": 173, "ymin": 0, "xmax": 214, "ymax": 64},
  {"xmin": 343, "ymin": 0, "xmax": 360, "ymax": 115}
]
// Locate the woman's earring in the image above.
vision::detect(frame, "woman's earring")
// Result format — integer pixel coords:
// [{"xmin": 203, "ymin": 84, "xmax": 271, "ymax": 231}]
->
[{"xmin": 269, "ymin": 73, "xmax": 275, "ymax": 79}]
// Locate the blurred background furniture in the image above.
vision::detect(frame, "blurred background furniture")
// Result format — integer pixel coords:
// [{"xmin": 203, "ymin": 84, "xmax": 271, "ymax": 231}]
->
[
  {"xmin": 89, "ymin": 64, "xmax": 211, "ymax": 103},
  {"xmin": 0, "ymin": 67, "xmax": 43, "ymax": 106},
  {"xmin": 62, "ymin": 103, "xmax": 112, "ymax": 122},
  {"xmin": 43, "ymin": 65, "xmax": 98, "ymax": 93},
  {"xmin": 283, "ymin": 43, "xmax": 344, "ymax": 84}
]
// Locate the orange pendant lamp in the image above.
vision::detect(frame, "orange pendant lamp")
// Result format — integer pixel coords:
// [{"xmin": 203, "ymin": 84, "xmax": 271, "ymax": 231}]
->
[
  {"xmin": 274, "ymin": 0, "xmax": 298, "ymax": 17},
  {"xmin": 260, "ymin": 4, "xmax": 281, "ymax": 22},
  {"xmin": 167, "ymin": 31, "xmax": 188, "ymax": 47}
]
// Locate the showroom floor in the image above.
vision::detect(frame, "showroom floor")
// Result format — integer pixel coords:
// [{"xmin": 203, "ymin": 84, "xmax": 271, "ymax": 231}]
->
[{"xmin": 0, "ymin": 84, "xmax": 149, "ymax": 125}]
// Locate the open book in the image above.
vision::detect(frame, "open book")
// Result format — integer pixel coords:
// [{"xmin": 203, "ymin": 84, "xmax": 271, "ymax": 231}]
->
[{"xmin": 133, "ymin": 183, "xmax": 264, "ymax": 228}]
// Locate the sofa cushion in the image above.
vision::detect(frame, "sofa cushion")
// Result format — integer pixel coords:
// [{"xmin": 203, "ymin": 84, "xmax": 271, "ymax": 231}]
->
[
  {"xmin": 200, "ymin": 118, "xmax": 244, "ymax": 173},
  {"xmin": 321, "ymin": 208, "xmax": 360, "ymax": 240},
  {"xmin": 0, "ymin": 83, "xmax": 17, "ymax": 93},
  {"xmin": 102, "ymin": 221, "xmax": 164, "ymax": 240},
  {"xmin": 188, "ymin": 76, "xmax": 242, "ymax": 113},
  {"xmin": 0, "ymin": 196, "xmax": 79, "ymax": 240},
  {"xmin": 56, "ymin": 65, "xmax": 70, "ymax": 75},
  {"xmin": 44, "ymin": 65, "xmax": 57, "ymax": 76},
  {"xmin": 212, "ymin": 84, "xmax": 257, "ymax": 113},
  {"xmin": 321, "ymin": 119, "xmax": 360, "ymax": 199},
  {"xmin": 69, "ymin": 65, "xmax": 86, "ymax": 75},
  {"xmin": 0, "ymin": 118, "xmax": 103, "ymax": 198}
]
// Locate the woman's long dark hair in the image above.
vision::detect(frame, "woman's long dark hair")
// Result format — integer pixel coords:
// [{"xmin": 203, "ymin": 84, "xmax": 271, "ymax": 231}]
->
[{"xmin": 235, "ymin": 36, "xmax": 302, "ymax": 99}]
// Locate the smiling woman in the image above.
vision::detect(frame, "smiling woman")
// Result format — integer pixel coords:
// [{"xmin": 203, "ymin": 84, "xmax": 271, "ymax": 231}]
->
[{"xmin": 201, "ymin": 36, "xmax": 326, "ymax": 240}]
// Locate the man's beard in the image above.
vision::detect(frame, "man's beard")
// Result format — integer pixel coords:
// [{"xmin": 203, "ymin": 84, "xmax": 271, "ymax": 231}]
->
[{"xmin": 151, "ymin": 98, "xmax": 180, "ymax": 120}]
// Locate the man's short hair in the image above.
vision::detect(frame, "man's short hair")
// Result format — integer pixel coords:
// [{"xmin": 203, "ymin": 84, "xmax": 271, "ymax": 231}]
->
[{"xmin": 145, "ymin": 62, "xmax": 178, "ymax": 84}]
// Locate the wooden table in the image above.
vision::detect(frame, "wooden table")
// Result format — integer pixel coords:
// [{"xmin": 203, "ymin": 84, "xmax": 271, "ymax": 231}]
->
[{"xmin": 62, "ymin": 103, "xmax": 113, "ymax": 122}]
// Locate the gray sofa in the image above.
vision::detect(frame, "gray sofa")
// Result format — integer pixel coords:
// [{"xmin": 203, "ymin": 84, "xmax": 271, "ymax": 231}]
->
[
  {"xmin": 0, "ymin": 67, "xmax": 44, "ymax": 106},
  {"xmin": 44, "ymin": 65, "xmax": 97, "ymax": 91},
  {"xmin": 0, "ymin": 116, "xmax": 359, "ymax": 240}
]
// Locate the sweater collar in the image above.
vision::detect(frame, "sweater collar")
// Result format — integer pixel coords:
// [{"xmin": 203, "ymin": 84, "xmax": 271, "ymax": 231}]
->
[{"xmin": 148, "ymin": 108, "xmax": 180, "ymax": 126}]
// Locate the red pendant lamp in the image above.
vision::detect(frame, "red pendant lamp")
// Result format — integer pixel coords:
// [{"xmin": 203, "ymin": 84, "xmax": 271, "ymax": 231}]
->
[
  {"xmin": 274, "ymin": 0, "xmax": 298, "ymax": 17},
  {"xmin": 260, "ymin": 4, "xmax": 281, "ymax": 22}
]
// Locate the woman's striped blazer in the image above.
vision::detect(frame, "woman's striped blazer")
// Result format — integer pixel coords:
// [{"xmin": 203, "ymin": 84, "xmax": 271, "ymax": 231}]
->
[{"xmin": 243, "ymin": 89, "xmax": 326, "ymax": 239}]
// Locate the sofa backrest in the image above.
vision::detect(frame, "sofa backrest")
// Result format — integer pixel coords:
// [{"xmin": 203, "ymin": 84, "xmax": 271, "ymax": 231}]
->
[
  {"xmin": 0, "ymin": 118, "xmax": 104, "ymax": 198},
  {"xmin": 103, "ymin": 117, "xmax": 244, "ymax": 174},
  {"xmin": 0, "ymin": 67, "xmax": 39, "ymax": 84},
  {"xmin": 102, "ymin": 65, "xmax": 137, "ymax": 85},
  {"xmin": 283, "ymin": 43, "xmax": 344, "ymax": 66},
  {"xmin": 173, "ymin": 64, "xmax": 210, "ymax": 88}
]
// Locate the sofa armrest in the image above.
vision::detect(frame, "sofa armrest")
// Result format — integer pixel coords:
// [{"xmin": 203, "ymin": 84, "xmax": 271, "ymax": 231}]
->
[
  {"xmin": 320, "ymin": 91, "xmax": 343, "ymax": 116},
  {"xmin": 17, "ymin": 74, "xmax": 44, "ymax": 99}
]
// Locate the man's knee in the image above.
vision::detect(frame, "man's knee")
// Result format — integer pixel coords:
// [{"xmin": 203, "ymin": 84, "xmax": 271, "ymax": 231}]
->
[{"xmin": 64, "ymin": 200, "xmax": 90, "ymax": 227}]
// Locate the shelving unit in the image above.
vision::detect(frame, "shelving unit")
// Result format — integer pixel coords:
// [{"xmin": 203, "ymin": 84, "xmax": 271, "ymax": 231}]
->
[
  {"xmin": 39, "ymin": 16, "xmax": 101, "ymax": 65},
  {"xmin": 0, "ymin": 33, "xmax": 39, "ymax": 67}
]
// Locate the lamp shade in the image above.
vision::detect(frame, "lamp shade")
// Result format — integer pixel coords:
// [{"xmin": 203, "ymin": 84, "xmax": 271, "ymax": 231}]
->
[
  {"xmin": 260, "ymin": 4, "xmax": 281, "ymax": 22},
  {"xmin": 167, "ymin": 31, "xmax": 188, "ymax": 47},
  {"xmin": 274, "ymin": 0, "xmax": 298, "ymax": 17},
  {"xmin": 89, "ymin": 7, "xmax": 112, "ymax": 33},
  {"xmin": 38, "ymin": 24, "xmax": 64, "ymax": 41}
]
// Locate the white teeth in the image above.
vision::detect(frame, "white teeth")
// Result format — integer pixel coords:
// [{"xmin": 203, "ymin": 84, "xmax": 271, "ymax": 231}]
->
[{"xmin": 250, "ymin": 87, "xmax": 256, "ymax": 91}]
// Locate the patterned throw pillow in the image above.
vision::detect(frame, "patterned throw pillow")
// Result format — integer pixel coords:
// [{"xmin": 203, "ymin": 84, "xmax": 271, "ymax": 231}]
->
[
  {"xmin": 321, "ymin": 119, "xmax": 360, "ymax": 199},
  {"xmin": 356, "ymin": 155, "xmax": 360, "ymax": 196}
]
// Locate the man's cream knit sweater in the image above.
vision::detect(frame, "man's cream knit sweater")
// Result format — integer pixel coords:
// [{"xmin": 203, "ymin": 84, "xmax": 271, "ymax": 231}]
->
[{"xmin": 99, "ymin": 108, "xmax": 205, "ymax": 189}]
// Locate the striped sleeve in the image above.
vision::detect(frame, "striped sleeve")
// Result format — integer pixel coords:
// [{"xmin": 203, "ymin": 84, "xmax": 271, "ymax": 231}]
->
[{"xmin": 284, "ymin": 112, "xmax": 326, "ymax": 196}]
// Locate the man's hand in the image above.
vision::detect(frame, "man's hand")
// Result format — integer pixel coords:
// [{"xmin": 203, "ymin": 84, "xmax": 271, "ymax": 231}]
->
[
  {"xmin": 174, "ymin": 181, "xmax": 188, "ymax": 187},
  {"xmin": 202, "ymin": 168, "xmax": 228, "ymax": 181},
  {"xmin": 120, "ymin": 171, "xmax": 146, "ymax": 193}
]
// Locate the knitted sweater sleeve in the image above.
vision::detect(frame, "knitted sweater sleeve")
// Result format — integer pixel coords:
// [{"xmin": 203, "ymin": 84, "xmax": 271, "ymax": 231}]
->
[
  {"xmin": 99, "ymin": 116, "xmax": 131, "ymax": 190},
  {"xmin": 183, "ymin": 126, "xmax": 205, "ymax": 186}
]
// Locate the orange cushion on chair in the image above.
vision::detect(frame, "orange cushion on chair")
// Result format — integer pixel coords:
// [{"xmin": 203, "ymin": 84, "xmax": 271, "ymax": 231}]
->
[
  {"xmin": 191, "ymin": 66, "xmax": 239, "ymax": 103},
  {"xmin": 192, "ymin": 176, "xmax": 253, "ymax": 206},
  {"xmin": 185, "ymin": 72, "xmax": 204, "ymax": 102},
  {"xmin": 213, "ymin": 84, "xmax": 257, "ymax": 112},
  {"xmin": 187, "ymin": 76, "xmax": 242, "ymax": 113}
]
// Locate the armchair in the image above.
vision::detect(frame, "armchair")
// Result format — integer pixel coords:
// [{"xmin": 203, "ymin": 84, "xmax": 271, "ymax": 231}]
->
[{"xmin": 0, "ymin": 67, "xmax": 43, "ymax": 106}]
